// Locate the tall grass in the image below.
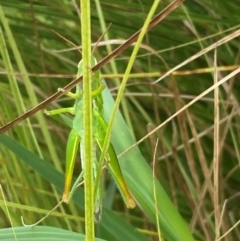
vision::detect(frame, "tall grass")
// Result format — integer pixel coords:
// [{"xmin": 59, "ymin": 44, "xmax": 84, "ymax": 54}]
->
[{"xmin": 1, "ymin": 1, "xmax": 240, "ymax": 241}]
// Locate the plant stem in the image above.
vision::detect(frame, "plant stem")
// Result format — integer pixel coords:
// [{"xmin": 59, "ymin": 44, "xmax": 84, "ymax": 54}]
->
[{"xmin": 80, "ymin": 0, "xmax": 94, "ymax": 240}]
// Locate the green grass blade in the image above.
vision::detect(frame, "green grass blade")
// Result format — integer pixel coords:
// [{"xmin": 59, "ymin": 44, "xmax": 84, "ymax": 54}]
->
[
  {"xmin": 0, "ymin": 226, "xmax": 105, "ymax": 241},
  {"xmin": 102, "ymin": 87, "xmax": 196, "ymax": 241}
]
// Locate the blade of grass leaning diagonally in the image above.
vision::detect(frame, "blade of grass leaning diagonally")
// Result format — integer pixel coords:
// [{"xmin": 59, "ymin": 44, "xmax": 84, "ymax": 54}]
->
[{"xmin": 102, "ymin": 85, "xmax": 195, "ymax": 241}]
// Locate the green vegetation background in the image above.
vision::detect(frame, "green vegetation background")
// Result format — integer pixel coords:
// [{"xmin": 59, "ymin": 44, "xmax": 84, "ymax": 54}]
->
[{"xmin": 0, "ymin": 1, "xmax": 240, "ymax": 241}]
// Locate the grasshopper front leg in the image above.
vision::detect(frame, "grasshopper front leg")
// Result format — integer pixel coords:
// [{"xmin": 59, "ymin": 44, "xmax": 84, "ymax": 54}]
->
[
  {"xmin": 44, "ymin": 107, "xmax": 75, "ymax": 116},
  {"xmin": 44, "ymin": 88, "xmax": 80, "ymax": 116}
]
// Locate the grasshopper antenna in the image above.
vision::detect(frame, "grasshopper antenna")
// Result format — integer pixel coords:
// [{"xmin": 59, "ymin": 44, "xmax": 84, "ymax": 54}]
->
[
  {"xmin": 52, "ymin": 30, "xmax": 82, "ymax": 56},
  {"xmin": 21, "ymin": 200, "xmax": 63, "ymax": 227},
  {"xmin": 92, "ymin": 23, "xmax": 112, "ymax": 54}
]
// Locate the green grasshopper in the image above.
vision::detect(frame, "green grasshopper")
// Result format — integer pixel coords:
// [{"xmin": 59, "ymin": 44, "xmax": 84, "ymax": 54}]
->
[{"xmin": 45, "ymin": 57, "xmax": 135, "ymax": 221}]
